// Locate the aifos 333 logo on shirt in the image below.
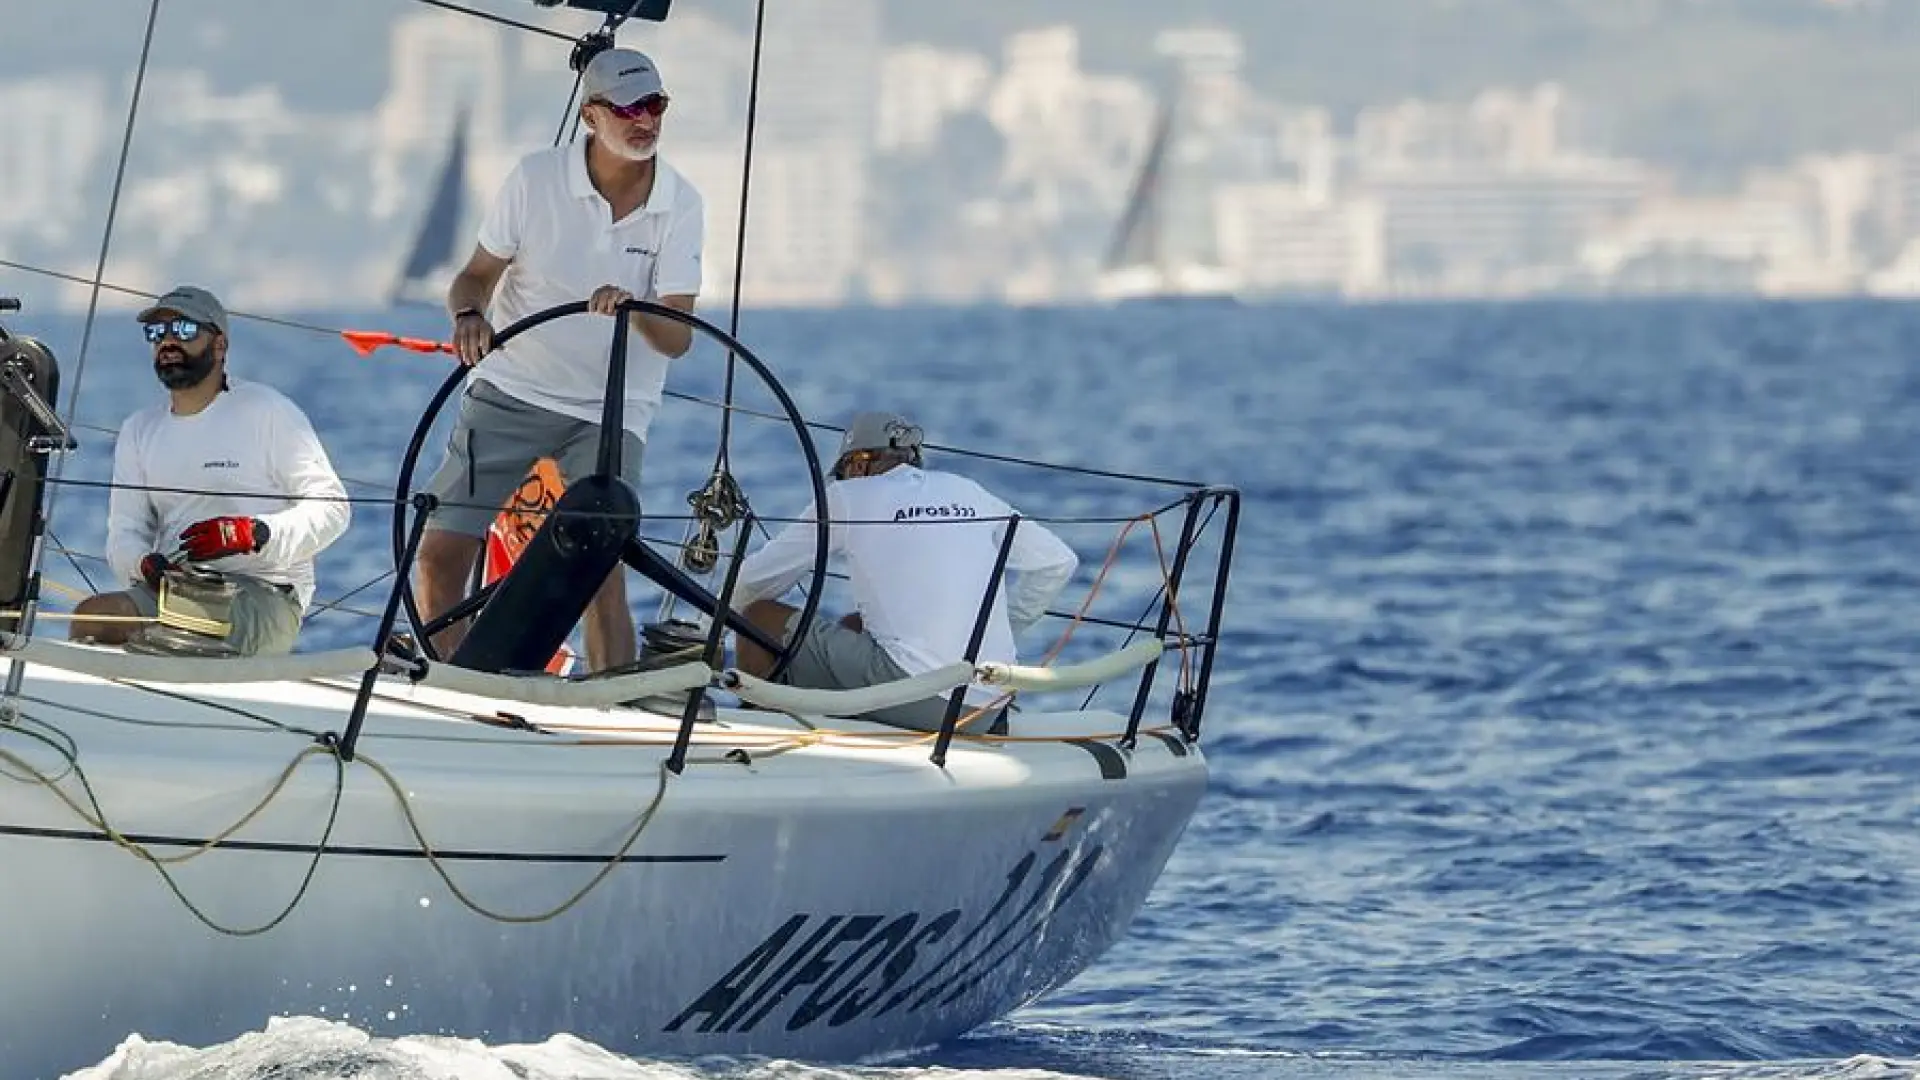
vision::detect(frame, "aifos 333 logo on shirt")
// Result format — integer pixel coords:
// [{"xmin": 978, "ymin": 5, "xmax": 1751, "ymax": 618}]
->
[
  {"xmin": 892, "ymin": 502, "xmax": 980, "ymax": 523},
  {"xmin": 666, "ymin": 814, "xmax": 1100, "ymax": 1036},
  {"xmin": 201, "ymin": 459, "xmax": 241, "ymax": 469}
]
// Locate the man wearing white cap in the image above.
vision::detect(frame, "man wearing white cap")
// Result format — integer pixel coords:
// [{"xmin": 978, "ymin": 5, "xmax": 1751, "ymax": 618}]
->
[
  {"xmin": 728, "ymin": 412, "xmax": 1081, "ymax": 734},
  {"xmin": 68, "ymin": 285, "xmax": 351, "ymax": 655},
  {"xmin": 418, "ymin": 45, "xmax": 706, "ymax": 672}
]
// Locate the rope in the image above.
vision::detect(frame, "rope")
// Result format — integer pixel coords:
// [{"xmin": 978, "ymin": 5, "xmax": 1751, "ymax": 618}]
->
[
  {"xmin": 1036, "ymin": 515, "xmax": 1150, "ymax": 666},
  {"xmin": 0, "ymin": 698, "xmax": 734, "ymax": 929},
  {"xmin": 354, "ymin": 749, "xmax": 686, "ymax": 923},
  {"xmin": 1146, "ymin": 514, "xmax": 1196, "ymax": 693},
  {"xmin": 1078, "ymin": 497, "xmax": 1219, "ymax": 709},
  {"xmin": 0, "ymin": 719, "xmax": 344, "ymax": 937}
]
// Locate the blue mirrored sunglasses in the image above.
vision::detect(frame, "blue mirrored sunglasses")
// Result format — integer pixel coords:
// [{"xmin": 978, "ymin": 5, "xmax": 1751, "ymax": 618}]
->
[{"xmin": 143, "ymin": 317, "xmax": 206, "ymax": 344}]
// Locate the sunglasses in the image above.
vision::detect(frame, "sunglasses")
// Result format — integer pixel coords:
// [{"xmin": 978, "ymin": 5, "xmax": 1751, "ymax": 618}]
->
[
  {"xmin": 594, "ymin": 94, "xmax": 669, "ymax": 120},
  {"xmin": 142, "ymin": 317, "xmax": 209, "ymax": 344}
]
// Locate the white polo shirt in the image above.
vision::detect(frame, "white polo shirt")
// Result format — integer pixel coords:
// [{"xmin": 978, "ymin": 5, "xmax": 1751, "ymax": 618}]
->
[
  {"xmin": 731, "ymin": 467, "xmax": 1081, "ymax": 686},
  {"xmin": 474, "ymin": 143, "xmax": 704, "ymax": 439}
]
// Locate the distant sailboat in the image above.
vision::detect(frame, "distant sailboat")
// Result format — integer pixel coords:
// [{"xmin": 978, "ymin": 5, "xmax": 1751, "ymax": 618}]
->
[
  {"xmin": 1094, "ymin": 87, "xmax": 1239, "ymax": 303},
  {"xmin": 388, "ymin": 107, "xmax": 471, "ymax": 308}
]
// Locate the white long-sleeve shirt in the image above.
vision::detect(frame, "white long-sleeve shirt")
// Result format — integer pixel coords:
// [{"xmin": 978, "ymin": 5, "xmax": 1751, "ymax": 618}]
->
[
  {"xmin": 732, "ymin": 467, "xmax": 1079, "ymax": 679},
  {"xmin": 104, "ymin": 379, "xmax": 351, "ymax": 611}
]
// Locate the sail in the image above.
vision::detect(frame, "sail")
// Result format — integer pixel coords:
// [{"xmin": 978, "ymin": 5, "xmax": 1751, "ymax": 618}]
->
[
  {"xmin": 388, "ymin": 108, "xmax": 470, "ymax": 307},
  {"xmin": 1094, "ymin": 82, "xmax": 1239, "ymax": 302},
  {"xmin": 1101, "ymin": 92, "xmax": 1176, "ymax": 275}
]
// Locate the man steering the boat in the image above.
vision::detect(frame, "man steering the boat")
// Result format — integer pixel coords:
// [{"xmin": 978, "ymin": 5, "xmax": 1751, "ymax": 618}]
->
[
  {"xmin": 728, "ymin": 411, "xmax": 1080, "ymax": 733},
  {"xmin": 68, "ymin": 285, "xmax": 351, "ymax": 655},
  {"xmin": 414, "ymin": 45, "xmax": 703, "ymax": 673}
]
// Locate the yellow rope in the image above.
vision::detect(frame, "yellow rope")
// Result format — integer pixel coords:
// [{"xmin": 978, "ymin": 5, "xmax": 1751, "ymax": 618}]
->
[{"xmin": 0, "ymin": 611, "xmax": 157, "ymax": 624}]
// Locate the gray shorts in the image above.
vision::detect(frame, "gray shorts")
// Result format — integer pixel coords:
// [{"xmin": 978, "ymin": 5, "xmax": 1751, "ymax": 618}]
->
[
  {"xmin": 424, "ymin": 379, "xmax": 645, "ymax": 537},
  {"xmin": 120, "ymin": 574, "xmax": 303, "ymax": 657},
  {"xmin": 780, "ymin": 612, "xmax": 1007, "ymax": 734}
]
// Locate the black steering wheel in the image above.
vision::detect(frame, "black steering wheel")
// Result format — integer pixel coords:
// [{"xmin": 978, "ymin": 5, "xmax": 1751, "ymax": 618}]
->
[{"xmin": 389, "ymin": 299, "xmax": 830, "ymax": 683}]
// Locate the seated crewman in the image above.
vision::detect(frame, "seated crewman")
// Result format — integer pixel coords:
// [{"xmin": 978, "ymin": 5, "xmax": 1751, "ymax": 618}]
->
[
  {"xmin": 728, "ymin": 411, "xmax": 1078, "ymax": 731},
  {"xmin": 69, "ymin": 285, "xmax": 350, "ymax": 656}
]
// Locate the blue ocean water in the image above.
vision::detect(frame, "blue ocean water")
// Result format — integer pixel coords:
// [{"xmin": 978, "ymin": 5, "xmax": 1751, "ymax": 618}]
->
[{"xmin": 10, "ymin": 296, "xmax": 1920, "ymax": 1079}]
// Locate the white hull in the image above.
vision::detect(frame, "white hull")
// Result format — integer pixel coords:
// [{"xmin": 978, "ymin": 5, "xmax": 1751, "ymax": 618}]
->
[
  {"xmin": 0, "ymin": 663, "xmax": 1205, "ymax": 1076},
  {"xmin": 1093, "ymin": 263, "xmax": 1242, "ymax": 304}
]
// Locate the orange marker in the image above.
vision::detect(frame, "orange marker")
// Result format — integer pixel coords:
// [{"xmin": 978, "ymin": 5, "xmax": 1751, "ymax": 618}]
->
[{"xmin": 340, "ymin": 330, "xmax": 457, "ymax": 358}]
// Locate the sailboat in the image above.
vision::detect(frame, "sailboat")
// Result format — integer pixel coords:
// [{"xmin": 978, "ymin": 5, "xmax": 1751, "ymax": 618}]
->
[
  {"xmin": 0, "ymin": 2, "xmax": 1241, "ymax": 1075},
  {"xmin": 388, "ymin": 105, "xmax": 471, "ymax": 308},
  {"xmin": 1093, "ymin": 85, "xmax": 1240, "ymax": 304}
]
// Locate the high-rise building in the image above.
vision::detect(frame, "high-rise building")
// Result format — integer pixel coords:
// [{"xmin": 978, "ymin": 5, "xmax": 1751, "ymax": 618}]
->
[
  {"xmin": 877, "ymin": 45, "xmax": 991, "ymax": 155},
  {"xmin": 0, "ymin": 77, "xmax": 109, "ymax": 246},
  {"xmin": 722, "ymin": 0, "xmax": 880, "ymax": 303},
  {"xmin": 755, "ymin": 0, "xmax": 880, "ymax": 148}
]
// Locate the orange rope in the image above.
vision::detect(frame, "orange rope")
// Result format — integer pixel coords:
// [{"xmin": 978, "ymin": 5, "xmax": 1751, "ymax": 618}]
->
[
  {"xmin": 1145, "ymin": 515, "xmax": 1196, "ymax": 694},
  {"xmin": 548, "ymin": 721, "xmax": 1185, "ymax": 748},
  {"xmin": 1033, "ymin": 509, "xmax": 1195, "ymax": 696},
  {"xmin": 1038, "ymin": 515, "xmax": 1148, "ymax": 664}
]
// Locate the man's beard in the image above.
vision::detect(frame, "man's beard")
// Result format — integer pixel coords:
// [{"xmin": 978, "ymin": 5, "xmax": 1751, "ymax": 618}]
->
[
  {"xmin": 155, "ymin": 349, "xmax": 217, "ymax": 390},
  {"xmin": 598, "ymin": 126, "xmax": 658, "ymax": 162}
]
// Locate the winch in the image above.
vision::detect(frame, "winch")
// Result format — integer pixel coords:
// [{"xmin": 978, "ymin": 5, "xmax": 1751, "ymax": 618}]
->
[{"xmin": 124, "ymin": 564, "xmax": 245, "ymax": 658}]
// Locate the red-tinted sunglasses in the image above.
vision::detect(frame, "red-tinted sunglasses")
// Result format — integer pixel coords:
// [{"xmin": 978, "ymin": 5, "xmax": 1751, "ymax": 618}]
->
[{"xmin": 594, "ymin": 94, "xmax": 669, "ymax": 120}]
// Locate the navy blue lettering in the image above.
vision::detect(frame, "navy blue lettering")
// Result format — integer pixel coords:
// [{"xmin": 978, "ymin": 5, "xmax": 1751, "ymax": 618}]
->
[
  {"xmin": 786, "ymin": 913, "xmax": 919, "ymax": 1031},
  {"xmin": 720, "ymin": 916, "xmax": 844, "ymax": 1032},
  {"xmin": 935, "ymin": 846, "xmax": 1105, "ymax": 1008},
  {"xmin": 665, "ymin": 913, "xmax": 807, "ymax": 1033},
  {"xmin": 874, "ymin": 853, "xmax": 1038, "ymax": 1018},
  {"xmin": 759, "ymin": 914, "xmax": 888, "ymax": 1031},
  {"xmin": 831, "ymin": 910, "xmax": 961, "ymax": 1027},
  {"xmin": 906, "ymin": 849, "xmax": 1073, "ymax": 1013}
]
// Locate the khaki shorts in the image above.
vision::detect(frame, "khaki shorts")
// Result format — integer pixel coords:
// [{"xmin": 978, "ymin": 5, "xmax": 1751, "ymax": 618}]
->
[
  {"xmin": 779, "ymin": 612, "xmax": 1007, "ymax": 734},
  {"xmin": 424, "ymin": 379, "xmax": 645, "ymax": 537},
  {"xmin": 118, "ymin": 574, "xmax": 303, "ymax": 657}
]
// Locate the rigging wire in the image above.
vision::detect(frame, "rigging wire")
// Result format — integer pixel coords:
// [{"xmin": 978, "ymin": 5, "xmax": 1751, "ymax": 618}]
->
[
  {"xmin": 716, "ymin": 0, "xmax": 771, "ymax": 471},
  {"xmin": 409, "ymin": 0, "xmax": 573, "ymax": 39},
  {"xmin": 56, "ymin": 0, "xmax": 162, "ymax": 445},
  {"xmin": 2, "ymin": 0, "xmax": 164, "ymax": 705},
  {"xmin": 0, "ymin": 257, "xmax": 1204, "ymax": 489}
]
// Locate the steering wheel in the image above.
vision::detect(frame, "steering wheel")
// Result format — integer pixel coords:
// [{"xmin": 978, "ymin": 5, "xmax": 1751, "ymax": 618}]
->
[{"xmin": 389, "ymin": 299, "xmax": 830, "ymax": 683}]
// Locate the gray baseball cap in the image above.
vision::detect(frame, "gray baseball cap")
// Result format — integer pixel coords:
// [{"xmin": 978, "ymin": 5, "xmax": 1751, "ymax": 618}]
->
[
  {"xmin": 137, "ymin": 285, "xmax": 229, "ymax": 335},
  {"xmin": 838, "ymin": 411, "xmax": 924, "ymax": 459},
  {"xmin": 583, "ymin": 48, "xmax": 666, "ymax": 107}
]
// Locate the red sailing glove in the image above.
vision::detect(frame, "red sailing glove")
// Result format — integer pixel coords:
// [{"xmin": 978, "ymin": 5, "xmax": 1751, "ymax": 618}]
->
[
  {"xmin": 138, "ymin": 552, "xmax": 168, "ymax": 591},
  {"xmin": 178, "ymin": 516, "xmax": 271, "ymax": 562}
]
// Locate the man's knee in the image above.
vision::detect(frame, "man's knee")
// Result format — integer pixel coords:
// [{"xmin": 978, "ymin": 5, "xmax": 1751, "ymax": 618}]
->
[
  {"xmin": 593, "ymin": 568, "xmax": 628, "ymax": 601},
  {"xmin": 416, "ymin": 530, "xmax": 481, "ymax": 583},
  {"xmin": 73, "ymin": 593, "xmax": 124, "ymax": 618},
  {"xmin": 69, "ymin": 591, "xmax": 141, "ymax": 642}
]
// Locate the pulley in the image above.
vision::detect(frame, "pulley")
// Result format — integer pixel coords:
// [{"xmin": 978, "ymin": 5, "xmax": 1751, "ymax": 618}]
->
[{"xmin": 682, "ymin": 469, "xmax": 750, "ymax": 574}]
